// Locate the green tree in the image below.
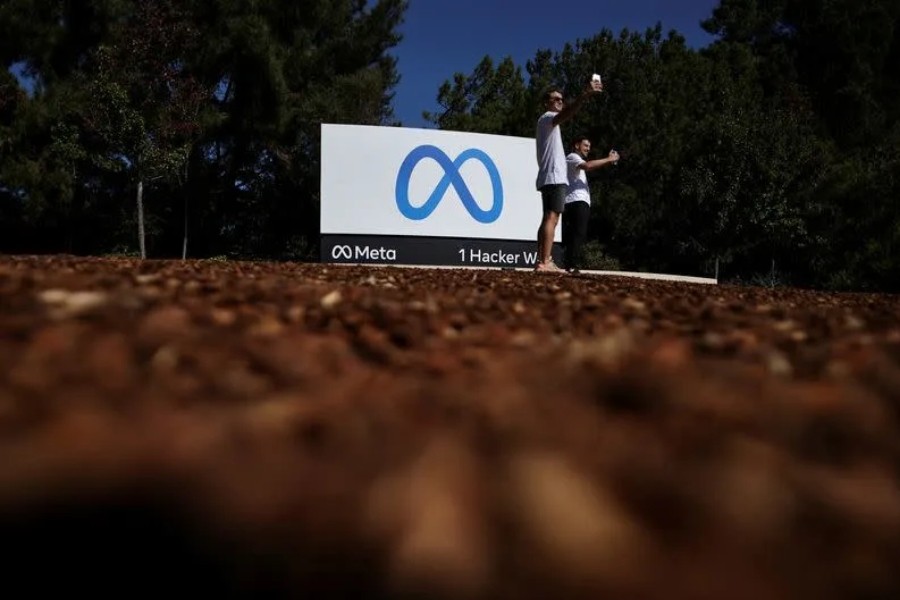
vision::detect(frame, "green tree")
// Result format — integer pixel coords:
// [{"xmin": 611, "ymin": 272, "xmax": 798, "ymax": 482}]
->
[
  {"xmin": 704, "ymin": 0, "xmax": 900, "ymax": 148},
  {"xmin": 180, "ymin": 0, "xmax": 407, "ymax": 258},
  {"xmin": 423, "ymin": 1, "xmax": 899, "ymax": 289},
  {"xmin": 703, "ymin": 0, "xmax": 900, "ymax": 288},
  {"xmin": 424, "ymin": 56, "xmax": 530, "ymax": 136},
  {"xmin": 1, "ymin": 0, "xmax": 408, "ymax": 259},
  {"xmin": 79, "ymin": 0, "xmax": 208, "ymax": 258}
]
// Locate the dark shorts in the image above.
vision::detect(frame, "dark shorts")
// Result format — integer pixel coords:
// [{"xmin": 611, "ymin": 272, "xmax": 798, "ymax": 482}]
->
[{"xmin": 540, "ymin": 184, "xmax": 566, "ymax": 214}]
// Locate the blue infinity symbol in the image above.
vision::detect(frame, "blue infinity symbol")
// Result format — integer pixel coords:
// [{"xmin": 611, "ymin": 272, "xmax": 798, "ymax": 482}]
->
[{"xmin": 395, "ymin": 145, "xmax": 503, "ymax": 223}]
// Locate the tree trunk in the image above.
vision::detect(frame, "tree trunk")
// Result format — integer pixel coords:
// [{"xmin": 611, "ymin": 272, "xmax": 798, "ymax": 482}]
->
[
  {"xmin": 137, "ymin": 178, "xmax": 146, "ymax": 259},
  {"xmin": 181, "ymin": 159, "xmax": 189, "ymax": 260},
  {"xmin": 182, "ymin": 195, "xmax": 188, "ymax": 260}
]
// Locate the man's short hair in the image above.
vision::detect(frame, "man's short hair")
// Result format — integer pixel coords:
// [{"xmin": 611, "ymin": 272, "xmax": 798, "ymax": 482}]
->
[
  {"xmin": 543, "ymin": 87, "xmax": 563, "ymax": 103},
  {"xmin": 571, "ymin": 135, "xmax": 591, "ymax": 148}
]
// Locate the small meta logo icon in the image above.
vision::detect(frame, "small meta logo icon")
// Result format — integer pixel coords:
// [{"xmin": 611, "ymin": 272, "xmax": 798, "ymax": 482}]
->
[
  {"xmin": 395, "ymin": 145, "xmax": 503, "ymax": 224},
  {"xmin": 331, "ymin": 245, "xmax": 353, "ymax": 260}
]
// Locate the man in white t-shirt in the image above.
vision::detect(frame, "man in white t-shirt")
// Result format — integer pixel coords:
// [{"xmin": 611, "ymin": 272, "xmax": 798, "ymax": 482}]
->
[
  {"xmin": 563, "ymin": 136, "xmax": 619, "ymax": 273},
  {"xmin": 534, "ymin": 80, "xmax": 603, "ymax": 272}
]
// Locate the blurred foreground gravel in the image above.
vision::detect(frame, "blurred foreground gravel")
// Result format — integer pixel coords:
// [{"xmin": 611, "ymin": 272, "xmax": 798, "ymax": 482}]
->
[{"xmin": 2, "ymin": 255, "xmax": 900, "ymax": 599}]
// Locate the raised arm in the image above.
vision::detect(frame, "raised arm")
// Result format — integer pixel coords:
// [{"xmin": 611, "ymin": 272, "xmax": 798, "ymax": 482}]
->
[
  {"xmin": 577, "ymin": 149, "xmax": 620, "ymax": 171},
  {"xmin": 551, "ymin": 79, "xmax": 604, "ymax": 127}
]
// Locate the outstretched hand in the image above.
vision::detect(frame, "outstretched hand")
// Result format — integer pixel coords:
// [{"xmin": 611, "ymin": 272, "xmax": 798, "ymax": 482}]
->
[{"xmin": 587, "ymin": 79, "xmax": 604, "ymax": 94}]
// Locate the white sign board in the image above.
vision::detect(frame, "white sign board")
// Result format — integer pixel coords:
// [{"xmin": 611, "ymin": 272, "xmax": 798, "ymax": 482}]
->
[{"xmin": 320, "ymin": 124, "xmax": 558, "ymax": 242}]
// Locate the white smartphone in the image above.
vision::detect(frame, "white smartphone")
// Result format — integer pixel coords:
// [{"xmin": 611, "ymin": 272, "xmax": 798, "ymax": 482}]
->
[{"xmin": 591, "ymin": 73, "xmax": 602, "ymax": 84}]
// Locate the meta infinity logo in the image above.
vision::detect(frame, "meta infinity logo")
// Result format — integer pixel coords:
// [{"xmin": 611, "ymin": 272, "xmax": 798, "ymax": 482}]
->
[
  {"xmin": 331, "ymin": 245, "xmax": 353, "ymax": 260},
  {"xmin": 395, "ymin": 145, "xmax": 503, "ymax": 223}
]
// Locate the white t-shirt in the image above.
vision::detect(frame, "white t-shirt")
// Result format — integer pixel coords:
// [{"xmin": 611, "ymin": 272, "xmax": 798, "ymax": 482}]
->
[
  {"xmin": 565, "ymin": 152, "xmax": 590, "ymax": 205},
  {"xmin": 535, "ymin": 112, "xmax": 567, "ymax": 189}
]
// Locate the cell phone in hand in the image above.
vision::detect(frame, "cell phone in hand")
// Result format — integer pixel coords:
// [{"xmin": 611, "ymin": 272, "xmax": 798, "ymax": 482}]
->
[{"xmin": 591, "ymin": 73, "xmax": 602, "ymax": 85}]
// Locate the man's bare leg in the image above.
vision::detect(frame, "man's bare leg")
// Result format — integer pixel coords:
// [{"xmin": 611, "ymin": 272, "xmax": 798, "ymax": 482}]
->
[
  {"xmin": 537, "ymin": 223, "xmax": 545, "ymax": 262},
  {"xmin": 540, "ymin": 210, "xmax": 560, "ymax": 264},
  {"xmin": 535, "ymin": 210, "xmax": 562, "ymax": 271}
]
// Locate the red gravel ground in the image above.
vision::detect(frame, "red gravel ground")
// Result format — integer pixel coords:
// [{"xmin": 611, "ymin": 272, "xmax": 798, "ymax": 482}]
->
[{"xmin": 2, "ymin": 254, "xmax": 900, "ymax": 599}]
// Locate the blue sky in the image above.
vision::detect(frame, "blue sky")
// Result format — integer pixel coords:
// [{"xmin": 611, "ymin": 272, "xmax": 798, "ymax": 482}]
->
[{"xmin": 390, "ymin": 0, "xmax": 722, "ymax": 128}]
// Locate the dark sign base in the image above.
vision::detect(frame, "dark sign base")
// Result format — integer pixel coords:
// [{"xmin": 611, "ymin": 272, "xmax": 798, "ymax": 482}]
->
[{"xmin": 321, "ymin": 235, "xmax": 562, "ymax": 268}]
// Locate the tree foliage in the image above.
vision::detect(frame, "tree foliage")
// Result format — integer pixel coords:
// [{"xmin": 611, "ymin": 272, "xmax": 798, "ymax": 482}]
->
[
  {"xmin": 425, "ymin": 0, "xmax": 900, "ymax": 291},
  {"xmin": 1, "ymin": 0, "xmax": 406, "ymax": 258}
]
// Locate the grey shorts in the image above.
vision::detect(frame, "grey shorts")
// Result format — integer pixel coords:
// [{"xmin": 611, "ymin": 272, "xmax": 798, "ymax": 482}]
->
[{"xmin": 540, "ymin": 184, "xmax": 566, "ymax": 214}]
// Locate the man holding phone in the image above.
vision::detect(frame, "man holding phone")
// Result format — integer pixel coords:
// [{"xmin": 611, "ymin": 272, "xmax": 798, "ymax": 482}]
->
[
  {"xmin": 563, "ymin": 137, "xmax": 619, "ymax": 273},
  {"xmin": 533, "ymin": 75, "xmax": 604, "ymax": 272}
]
